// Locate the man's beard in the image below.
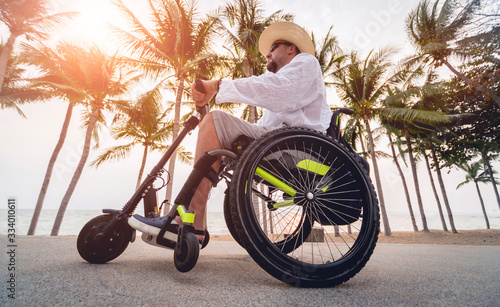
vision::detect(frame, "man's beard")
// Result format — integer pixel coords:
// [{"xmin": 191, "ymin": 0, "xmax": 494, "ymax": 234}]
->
[{"xmin": 266, "ymin": 60, "xmax": 278, "ymax": 73}]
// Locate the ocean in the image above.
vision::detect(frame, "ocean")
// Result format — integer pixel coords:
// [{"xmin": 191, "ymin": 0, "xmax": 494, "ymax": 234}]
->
[{"xmin": 1, "ymin": 209, "xmax": 499, "ymax": 236}]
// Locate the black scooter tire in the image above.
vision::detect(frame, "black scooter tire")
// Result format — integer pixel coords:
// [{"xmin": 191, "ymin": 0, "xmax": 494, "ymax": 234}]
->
[
  {"xmin": 77, "ymin": 214, "xmax": 132, "ymax": 264},
  {"xmin": 174, "ymin": 231, "xmax": 200, "ymax": 272}
]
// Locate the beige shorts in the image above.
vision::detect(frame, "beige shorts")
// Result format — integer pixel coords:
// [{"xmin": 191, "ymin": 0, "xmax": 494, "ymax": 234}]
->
[{"xmin": 211, "ymin": 110, "xmax": 275, "ymax": 149}]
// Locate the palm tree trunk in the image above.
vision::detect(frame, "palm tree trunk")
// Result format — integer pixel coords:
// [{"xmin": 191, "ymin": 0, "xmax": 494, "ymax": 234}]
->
[
  {"xmin": 388, "ymin": 134, "xmax": 418, "ymax": 232},
  {"xmin": 423, "ymin": 150, "xmax": 448, "ymax": 232},
  {"xmin": 364, "ymin": 118, "xmax": 391, "ymax": 236},
  {"xmin": 244, "ymin": 61, "xmax": 258, "ymax": 123},
  {"xmin": 442, "ymin": 59, "xmax": 500, "ymax": 108},
  {"xmin": 51, "ymin": 107, "xmax": 100, "ymax": 236},
  {"xmin": 474, "ymin": 180, "xmax": 490, "ymax": 229},
  {"xmin": 28, "ymin": 103, "xmax": 74, "ymax": 235},
  {"xmin": 359, "ymin": 133, "xmax": 367, "ymax": 159},
  {"xmin": 405, "ymin": 130, "xmax": 429, "ymax": 232},
  {"xmin": 482, "ymin": 152, "xmax": 500, "ymax": 209},
  {"xmin": 0, "ymin": 34, "xmax": 19, "ymax": 89},
  {"xmin": 430, "ymin": 144, "xmax": 457, "ymax": 233},
  {"xmin": 248, "ymin": 106, "xmax": 258, "ymax": 123},
  {"xmin": 164, "ymin": 77, "xmax": 185, "ymax": 212},
  {"xmin": 136, "ymin": 144, "xmax": 149, "ymax": 190}
]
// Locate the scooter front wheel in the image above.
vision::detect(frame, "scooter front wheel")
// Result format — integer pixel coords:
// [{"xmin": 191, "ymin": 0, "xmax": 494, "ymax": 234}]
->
[
  {"xmin": 174, "ymin": 231, "xmax": 199, "ymax": 272},
  {"xmin": 77, "ymin": 214, "xmax": 132, "ymax": 264}
]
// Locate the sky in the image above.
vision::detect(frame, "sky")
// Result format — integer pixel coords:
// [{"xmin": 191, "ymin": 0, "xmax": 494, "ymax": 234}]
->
[{"xmin": 1, "ymin": 0, "xmax": 499, "ymax": 224}]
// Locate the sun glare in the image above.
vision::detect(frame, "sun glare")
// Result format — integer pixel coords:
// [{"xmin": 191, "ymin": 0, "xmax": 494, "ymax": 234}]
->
[{"xmin": 58, "ymin": 0, "xmax": 145, "ymax": 52}]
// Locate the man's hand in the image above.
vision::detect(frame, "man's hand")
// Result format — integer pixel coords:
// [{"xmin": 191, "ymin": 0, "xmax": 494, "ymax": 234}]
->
[{"xmin": 192, "ymin": 80, "xmax": 218, "ymax": 106}]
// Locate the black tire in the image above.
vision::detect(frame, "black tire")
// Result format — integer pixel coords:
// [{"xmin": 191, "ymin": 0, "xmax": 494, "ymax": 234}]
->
[
  {"xmin": 77, "ymin": 214, "xmax": 132, "ymax": 264},
  {"xmin": 230, "ymin": 128, "xmax": 380, "ymax": 287},
  {"xmin": 223, "ymin": 190, "xmax": 244, "ymax": 247},
  {"xmin": 174, "ymin": 231, "xmax": 200, "ymax": 272}
]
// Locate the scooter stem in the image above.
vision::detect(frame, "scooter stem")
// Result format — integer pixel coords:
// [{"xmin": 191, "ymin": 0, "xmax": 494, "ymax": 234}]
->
[
  {"xmin": 121, "ymin": 78, "xmax": 209, "ymax": 215},
  {"xmin": 121, "ymin": 112, "xmax": 203, "ymax": 215}
]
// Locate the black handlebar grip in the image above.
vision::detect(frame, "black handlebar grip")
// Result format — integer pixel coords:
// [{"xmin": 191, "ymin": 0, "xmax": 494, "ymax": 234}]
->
[
  {"xmin": 340, "ymin": 108, "xmax": 354, "ymax": 115},
  {"xmin": 194, "ymin": 78, "xmax": 205, "ymax": 94},
  {"xmin": 194, "ymin": 79, "xmax": 209, "ymax": 117}
]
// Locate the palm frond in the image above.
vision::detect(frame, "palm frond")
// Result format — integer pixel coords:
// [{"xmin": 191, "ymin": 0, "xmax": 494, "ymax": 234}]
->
[
  {"xmin": 380, "ymin": 106, "xmax": 452, "ymax": 124},
  {"xmin": 90, "ymin": 142, "xmax": 138, "ymax": 168}
]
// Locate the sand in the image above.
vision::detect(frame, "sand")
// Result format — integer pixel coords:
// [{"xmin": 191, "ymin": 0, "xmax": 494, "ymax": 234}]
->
[{"xmin": 209, "ymin": 229, "xmax": 500, "ymax": 246}]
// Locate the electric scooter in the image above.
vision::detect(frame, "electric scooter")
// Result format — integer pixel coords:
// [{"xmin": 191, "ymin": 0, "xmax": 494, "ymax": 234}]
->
[{"xmin": 77, "ymin": 80, "xmax": 235, "ymax": 272}]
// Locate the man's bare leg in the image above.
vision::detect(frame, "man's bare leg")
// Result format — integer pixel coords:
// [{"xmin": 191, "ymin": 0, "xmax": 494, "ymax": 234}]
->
[{"xmin": 184, "ymin": 112, "xmax": 221, "ymax": 237}]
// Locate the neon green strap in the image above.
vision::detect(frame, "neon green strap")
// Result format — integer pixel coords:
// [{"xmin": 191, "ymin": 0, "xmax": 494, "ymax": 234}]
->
[
  {"xmin": 177, "ymin": 205, "xmax": 195, "ymax": 225},
  {"xmin": 296, "ymin": 159, "xmax": 330, "ymax": 176}
]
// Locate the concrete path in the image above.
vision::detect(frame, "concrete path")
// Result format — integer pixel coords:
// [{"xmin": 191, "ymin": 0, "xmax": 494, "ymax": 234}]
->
[{"xmin": 1, "ymin": 235, "xmax": 499, "ymax": 306}]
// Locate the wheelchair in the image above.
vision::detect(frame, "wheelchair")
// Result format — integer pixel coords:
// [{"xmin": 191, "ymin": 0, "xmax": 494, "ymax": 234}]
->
[{"xmin": 77, "ymin": 80, "xmax": 380, "ymax": 288}]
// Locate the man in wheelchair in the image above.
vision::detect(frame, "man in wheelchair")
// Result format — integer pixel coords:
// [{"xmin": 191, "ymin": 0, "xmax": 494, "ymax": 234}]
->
[{"xmin": 131, "ymin": 21, "xmax": 333, "ymax": 242}]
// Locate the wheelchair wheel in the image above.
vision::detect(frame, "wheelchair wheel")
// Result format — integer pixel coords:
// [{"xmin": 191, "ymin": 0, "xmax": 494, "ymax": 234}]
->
[
  {"xmin": 77, "ymin": 214, "xmax": 132, "ymax": 264},
  {"xmin": 223, "ymin": 191, "xmax": 244, "ymax": 248},
  {"xmin": 229, "ymin": 127, "xmax": 379, "ymax": 287}
]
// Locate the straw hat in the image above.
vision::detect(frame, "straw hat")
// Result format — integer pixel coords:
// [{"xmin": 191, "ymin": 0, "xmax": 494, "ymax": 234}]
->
[{"xmin": 259, "ymin": 21, "xmax": 315, "ymax": 56}]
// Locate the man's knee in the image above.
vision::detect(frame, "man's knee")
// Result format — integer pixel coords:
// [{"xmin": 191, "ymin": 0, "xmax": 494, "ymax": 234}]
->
[
  {"xmin": 197, "ymin": 111, "xmax": 222, "ymax": 150},
  {"xmin": 199, "ymin": 111, "xmax": 215, "ymax": 132}
]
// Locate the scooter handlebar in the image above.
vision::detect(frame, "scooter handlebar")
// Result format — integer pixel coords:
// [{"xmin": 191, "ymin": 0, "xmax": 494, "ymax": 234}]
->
[{"xmin": 194, "ymin": 79, "xmax": 209, "ymax": 119}]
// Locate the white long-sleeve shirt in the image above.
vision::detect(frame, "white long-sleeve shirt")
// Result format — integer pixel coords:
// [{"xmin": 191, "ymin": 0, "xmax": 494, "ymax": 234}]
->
[{"xmin": 215, "ymin": 53, "xmax": 332, "ymax": 132}]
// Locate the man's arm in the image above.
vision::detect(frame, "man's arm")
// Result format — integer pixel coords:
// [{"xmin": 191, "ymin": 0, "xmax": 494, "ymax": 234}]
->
[{"xmin": 215, "ymin": 54, "xmax": 323, "ymax": 112}]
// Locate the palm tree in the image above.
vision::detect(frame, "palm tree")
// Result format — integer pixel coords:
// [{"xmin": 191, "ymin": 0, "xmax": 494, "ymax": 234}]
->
[
  {"xmin": 387, "ymin": 130, "xmax": 419, "ymax": 232},
  {"xmin": 383, "ymin": 73, "xmax": 459, "ymax": 233},
  {"xmin": 404, "ymin": 131, "xmax": 430, "ymax": 232},
  {"xmin": 30, "ymin": 101, "xmax": 74, "ymax": 235},
  {"xmin": 420, "ymin": 143, "xmax": 448, "ymax": 231},
  {"xmin": 390, "ymin": 111, "xmax": 456, "ymax": 233},
  {"xmin": 381, "ymin": 85, "xmax": 422, "ymax": 233},
  {"xmin": 113, "ymin": 0, "xmax": 220, "ymax": 208},
  {"xmin": 313, "ymin": 26, "xmax": 344, "ymax": 78},
  {"xmin": 457, "ymin": 161, "xmax": 498, "ymax": 229},
  {"xmin": 435, "ymin": 60, "xmax": 500, "ymax": 210},
  {"xmin": 48, "ymin": 44, "xmax": 137, "ymax": 236},
  {"xmin": 91, "ymin": 85, "xmax": 193, "ymax": 189},
  {"xmin": 343, "ymin": 114, "xmax": 369, "ymax": 159},
  {"xmin": 331, "ymin": 48, "xmax": 402, "ymax": 236},
  {"xmin": 220, "ymin": 0, "xmax": 293, "ymax": 123},
  {"xmin": 331, "ymin": 49, "xmax": 448, "ymax": 236},
  {"xmin": 406, "ymin": 0, "xmax": 500, "ymax": 107},
  {"xmin": 0, "ymin": 0, "xmax": 77, "ymax": 88},
  {"xmin": 21, "ymin": 42, "xmax": 92, "ymax": 235},
  {"xmin": 481, "ymin": 151, "xmax": 500, "ymax": 209},
  {"xmin": 0, "ymin": 46, "xmax": 50, "ymax": 116},
  {"xmin": 429, "ymin": 142, "xmax": 457, "ymax": 232}
]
